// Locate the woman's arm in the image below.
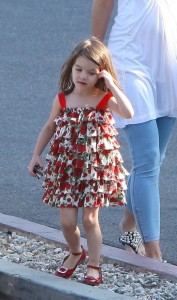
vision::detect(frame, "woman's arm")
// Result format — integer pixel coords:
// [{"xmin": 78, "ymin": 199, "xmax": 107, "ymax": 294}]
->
[{"xmin": 91, "ymin": 0, "xmax": 114, "ymax": 40}]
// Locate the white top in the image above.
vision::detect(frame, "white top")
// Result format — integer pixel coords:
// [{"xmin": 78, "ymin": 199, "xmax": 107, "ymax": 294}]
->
[{"xmin": 108, "ymin": 0, "xmax": 177, "ymax": 128}]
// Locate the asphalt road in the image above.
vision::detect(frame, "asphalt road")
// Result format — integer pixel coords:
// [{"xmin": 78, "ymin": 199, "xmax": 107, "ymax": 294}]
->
[{"xmin": 0, "ymin": 0, "xmax": 177, "ymax": 264}]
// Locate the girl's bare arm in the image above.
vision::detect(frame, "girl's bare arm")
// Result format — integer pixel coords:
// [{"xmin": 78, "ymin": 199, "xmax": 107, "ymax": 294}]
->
[
  {"xmin": 99, "ymin": 70, "xmax": 134, "ymax": 119},
  {"xmin": 28, "ymin": 95, "xmax": 60, "ymax": 176},
  {"xmin": 108, "ymin": 88, "xmax": 134, "ymax": 119},
  {"xmin": 91, "ymin": 0, "xmax": 114, "ymax": 40}
]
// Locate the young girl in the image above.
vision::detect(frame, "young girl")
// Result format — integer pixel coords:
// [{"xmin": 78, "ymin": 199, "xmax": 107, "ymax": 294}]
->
[{"xmin": 28, "ymin": 37, "xmax": 134, "ymax": 286}]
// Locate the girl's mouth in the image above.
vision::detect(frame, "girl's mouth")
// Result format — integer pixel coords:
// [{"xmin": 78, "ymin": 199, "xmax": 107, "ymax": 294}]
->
[{"xmin": 78, "ymin": 81, "xmax": 87, "ymax": 85}]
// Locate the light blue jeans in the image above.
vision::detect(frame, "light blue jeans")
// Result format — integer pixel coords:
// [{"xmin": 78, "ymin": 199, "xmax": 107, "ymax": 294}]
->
[{"xmin": 123, "ymin": 117, "xmax": 176, "ymax": 242}]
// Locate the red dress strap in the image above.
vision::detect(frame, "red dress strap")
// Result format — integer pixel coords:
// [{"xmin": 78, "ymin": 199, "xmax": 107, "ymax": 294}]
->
[
  {"xmin": 96, "ymin": 92, "xmax": 113, "ymax": 109},
  {"xmin": 58, "ymin": 92, "xmax": 66, "ymax": 108}
]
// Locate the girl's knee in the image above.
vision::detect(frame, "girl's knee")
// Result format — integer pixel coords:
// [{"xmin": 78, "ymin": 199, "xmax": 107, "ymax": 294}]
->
[
  {"xmin": 82, "ymin": 215, "xmax": 98, "ymax": 230},
  {"xmin": 60, "ymin": 208, "xmax": 78, "ymax": 231},
  {"xmin": 60, "ymin": 218, "xmax": 77, "ymax": 231}
]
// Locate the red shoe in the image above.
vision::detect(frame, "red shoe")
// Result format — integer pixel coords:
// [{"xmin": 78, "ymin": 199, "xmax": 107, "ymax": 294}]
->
[
  {"xmin": 55, "ymin": 246, "xmax": 86, "ymax": 278},
  {"xmin": 83, "ymin": 265, "xmax": 103, "ymax": 286}
]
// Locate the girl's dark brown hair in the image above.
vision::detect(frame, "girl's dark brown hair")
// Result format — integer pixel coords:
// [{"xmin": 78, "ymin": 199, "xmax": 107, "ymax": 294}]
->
[{"xmin": 59, "ymin": 36, "xmax": 122, "ymax": 95}]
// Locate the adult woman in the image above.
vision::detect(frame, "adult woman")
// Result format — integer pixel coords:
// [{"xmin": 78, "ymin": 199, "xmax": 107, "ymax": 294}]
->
[{"xmin": 91, "ymin": 0, "xmax": 177, "ymax": 261}]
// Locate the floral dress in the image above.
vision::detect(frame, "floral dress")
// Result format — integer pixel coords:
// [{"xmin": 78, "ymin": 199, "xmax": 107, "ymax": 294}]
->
[{"xmin": 42, "ymin": 92, "xmax": 128, "ymax": 208}]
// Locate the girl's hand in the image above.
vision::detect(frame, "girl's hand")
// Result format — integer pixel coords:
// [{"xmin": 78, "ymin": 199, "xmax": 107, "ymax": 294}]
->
[
  {"xmin": 28, "ymin": 155, "xmax": 43, "ymax": 177},
  {"xmin": 98, "ymin": 70, "xmax": 115, "ymax": 89}
]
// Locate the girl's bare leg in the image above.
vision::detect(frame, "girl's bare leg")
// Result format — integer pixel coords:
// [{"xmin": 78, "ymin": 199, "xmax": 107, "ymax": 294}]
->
[
  {"xmin": 60, "ymin": 208, "xmax": 83, "ymax": 269},
  {"xmin": 83, "ymin": 207, "xmax": 102, "ymax": 278}
]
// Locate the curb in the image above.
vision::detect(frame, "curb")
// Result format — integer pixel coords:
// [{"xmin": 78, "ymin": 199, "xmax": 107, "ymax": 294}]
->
[
  {"xmin": 0, "ymin": 213, "xmax": 177, "ymax": 299},
  {"xmin": 0, "ymin": 260, "xmax": 133, "ymax": 300}
]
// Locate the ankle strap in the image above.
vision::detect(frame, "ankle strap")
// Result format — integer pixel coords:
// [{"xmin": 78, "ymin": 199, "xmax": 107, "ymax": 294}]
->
[
  {"xmin": 72, "ymin": 246, "xmax": 84, "ymax": 256},
  {"xmin": 87, "ymin": 265, "xmax": 100, "ymax": 270},
  {"xmin": 72, "ymin": 252, "xmax": 82, "ymax": 256}
]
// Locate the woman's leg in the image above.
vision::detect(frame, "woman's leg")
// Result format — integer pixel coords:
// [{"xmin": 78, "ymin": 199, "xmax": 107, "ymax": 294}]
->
[
  {"xmin": 83, "ymin": 207, "xmax": 102, "ymax": 278},
  {"xmin": 144, "ymin": 117, "xmax": 176, "ymax": 258},
  {"xmin": 121, "ymin": 117, "xmax": 176, "ymax": 259},
  {"xmin": 122, "ymin": 120, "xmax": 161, "ymax": 259},
  {"xmin": 59, "ymin": 207, "xmax": 82, "ymax": 269},
  {"xmin": 157, "ymin": 117, "xmax": 176, "ymax": 163}
]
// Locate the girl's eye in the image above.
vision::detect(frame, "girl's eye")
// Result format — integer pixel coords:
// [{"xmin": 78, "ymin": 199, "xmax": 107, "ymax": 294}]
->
[
  {"xmin": 76, "ymin": 69, "xmax": 82, "ymax": 72},
  {"xmin": 88, "ymin": 72, "xmax": 96, "ymax": 76}
]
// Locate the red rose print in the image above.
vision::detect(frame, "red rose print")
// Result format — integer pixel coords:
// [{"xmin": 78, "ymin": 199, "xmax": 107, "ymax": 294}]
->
[
  {"xmin": 71, "ymin": 128, "xmax": 75, "ymax": 135},
  {"xmin": 117, "ymin": 182, "xmax": 122, "ymax": 188},
  {"xmin": 83, "ymin": 172, "xmax": 88, "ymax": 178},
  {"xmin": 68, "ymin": 153, "xmax": 74, "ymax": 160},
  {"xmin": 58, "ymin": 146, "xmax": 66, "ymax": 152},
  {"xmin": 61, "ymin": 173, "xmax": 70, "ymax": 181},
  {"xmin": 72, "ymin": 112, "xmax": 79, "ymax": 118},
  {"xmin": 77, "ymin": 144, "xmax": 86, "ymax": 152},
  {"xmin": 98, "ymin": 170, "xmax": 104, "ymax": 178},
  {"xmin": 94, "ymin": 184, "xmax": 98, "ymax": 192},
  {"xmin": 78, "ymin": 181, "xmax": 87, "ymax": 192},
  {"xmin": 59, "ymin": 167, "xmax": 65, "ymax": 174},
  {"xmin": 95, "ymin": 198, "xmax": 101, "ymax": 206},
  {"xmin": 72, "ymin": 159, "xmax": 77, "ymax": 166},
  {"xmin": 80, "ymin": 125, "xmax": 87, "ymax": 135},
  {"xmin": 84, "ymin": 110, "xmax": 90, "ymax": 117},
  {"xmin": 72, "ymin": 144, "xmax": 77, "ymax": 151},
  {"xmin": 85, "ymin": 196, "xmax": 90, "ymax": 202},
  {"xmin": 51, "ymin": 144, "xmax": 59, "ymax": 154},
  {"xmin": 99, "ymin": 144, "xmax": 105, "ymax": 149},
  {"xmin": 60, "ymin": 182, "xmax": 71, "ymax": 190},
  {"xmin": 76, "ymin": 159, "xmax": 84, "ymax": 168},
  {"xmin": 73, "ymin": 168, "xmax": 82, "ymax": 177},
  {"xmin": 56, "ymin": 161, "xmax": 62, "ymax": 168}
]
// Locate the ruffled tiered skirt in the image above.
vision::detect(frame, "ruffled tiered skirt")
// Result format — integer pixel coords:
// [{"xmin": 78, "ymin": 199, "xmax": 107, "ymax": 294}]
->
[{"xmin": 42, "ymin": 107, "xmax": 128, "ymax": 207}]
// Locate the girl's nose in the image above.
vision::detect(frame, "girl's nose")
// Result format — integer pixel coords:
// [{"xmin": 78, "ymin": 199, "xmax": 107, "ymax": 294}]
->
[{"xmin": 80, "ymin": 72, "xmax": 87, "ymax": 80}]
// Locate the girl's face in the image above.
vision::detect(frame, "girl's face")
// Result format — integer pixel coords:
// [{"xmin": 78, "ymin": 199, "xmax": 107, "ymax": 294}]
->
[{"xmin": 72, "ymin": 56, "xmax": 100, "ymax": 92}]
